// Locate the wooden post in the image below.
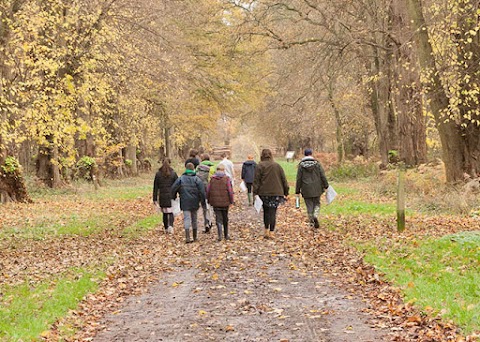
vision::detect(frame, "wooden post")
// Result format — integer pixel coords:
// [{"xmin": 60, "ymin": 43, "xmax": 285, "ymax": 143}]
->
[{"xmin": 397, "ymin": 163, "xmax": 406, "ymax": 232}]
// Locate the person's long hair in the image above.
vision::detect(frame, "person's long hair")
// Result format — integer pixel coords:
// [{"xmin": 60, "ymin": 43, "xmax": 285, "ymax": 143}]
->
[
  {"xmin": 260, "ymin": 149, "xmax": 273, "ymax": 161},
  {"xmin": 159, "ymin": 158, "xmax": 172, "ymax": 177}
]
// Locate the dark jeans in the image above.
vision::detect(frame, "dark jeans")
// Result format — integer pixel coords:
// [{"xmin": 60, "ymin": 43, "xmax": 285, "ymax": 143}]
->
[
  {"xmin": 263, "ymin": 206, "xmax": 278, "ymax": 231},
  {"xmin": 162, "ymin": 213, "xmax": 174, "ymax": 230},
  {"xmin": 304, "ymin": 197, "xmax": 320, "ymax": 220},
  {"xmin": 214, "ymin": 207, "xmax": 229, "ymax": 238}
]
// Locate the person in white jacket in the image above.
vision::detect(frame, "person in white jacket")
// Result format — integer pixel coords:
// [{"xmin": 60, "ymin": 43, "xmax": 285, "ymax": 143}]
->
[{"xmin": 218, "ymin": 152, "xmax": 235, "ymax": 187}]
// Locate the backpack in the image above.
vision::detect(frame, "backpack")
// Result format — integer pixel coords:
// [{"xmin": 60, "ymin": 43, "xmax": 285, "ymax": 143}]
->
[{"xmin": 196, "ymin": 164, "xmax": 211, "ymax": 184}]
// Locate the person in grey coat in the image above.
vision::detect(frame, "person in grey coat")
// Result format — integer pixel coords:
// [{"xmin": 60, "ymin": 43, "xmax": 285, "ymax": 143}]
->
[
  {"xmin": 295, "ymin": 148, "xmax": 329, "ymax": 228},
  {"xmin": 171, "ymin": 163, "xmax": 206, "ymax": 243}
]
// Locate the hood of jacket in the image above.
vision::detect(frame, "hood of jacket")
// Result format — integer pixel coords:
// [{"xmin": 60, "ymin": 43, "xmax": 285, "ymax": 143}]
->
[
  {"xmin": 212, "ymin": 171, "xmax": 227, "ymax": 180},
  {"xmin": 201, "ymin": 160, "xmax": 214, "ymax": 167},
  {"xmin": 299, "ymin": 156, "xmax": 319, "ymax": 172},
  {"xmin": 243, "ymin": 160, "xmax": 256, "ymax": 166}
]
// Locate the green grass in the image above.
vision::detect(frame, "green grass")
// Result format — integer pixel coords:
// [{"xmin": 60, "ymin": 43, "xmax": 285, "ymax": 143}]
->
[
  {"xmin": 362, "ymin": 231, "xmax": 480, "ymax": 334},
  {"xmin": 83, "ymin": 184, "xmax": 150, "ymax": 201},
  {"xmin": 278, "ymin": 160, "xmax": 396, "ymax": 216},
  {"xmin": 122, "ymin": 214, "xmax": 163, "ymax": 238},
  {"xmin": 322, "ymin": 200, "xmax": 395, "ymax": 215},
  {"xmin": 0, "ymin": 270, "xmax": 104, "ymax": 341},
  {"xmin": 26, "ymin": 175, "xmax": 152, "ymax": 202},
  {"xmin": 0, "ymin": 215, "xmax": 111, "ymax": 240}
]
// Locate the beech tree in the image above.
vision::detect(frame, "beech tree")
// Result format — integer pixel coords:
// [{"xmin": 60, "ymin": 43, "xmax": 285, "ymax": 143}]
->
[
  {"xmin": 223, "ymin": 0, "xmax": 426, "ymax": 165},
  {"xmin": 407, "ymin": 0, "xmax": 480, "ymax": 181},
  {"xmin": 0, "ymin": 0, "xmax": 271, "ymax": 198}
]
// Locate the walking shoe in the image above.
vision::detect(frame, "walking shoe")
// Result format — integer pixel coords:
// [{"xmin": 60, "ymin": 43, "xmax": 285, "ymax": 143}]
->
[
  {"xmin": 269, "ymin": 230, "xmax": 275, "ymax": 239},
  {"xmin": 264, "ymin": 229, "xmax": 270, "ymax": 239},
  {"xmin": 167, "ymin": 226, "xmax": 174, "ymax": 234},
  {"xmin": 313, "ymin": 218, "xmax": 320, "ymax": 229},
  {"xmin": 204, "ymin": 222, "xmax": 212, "ymax": 233}
]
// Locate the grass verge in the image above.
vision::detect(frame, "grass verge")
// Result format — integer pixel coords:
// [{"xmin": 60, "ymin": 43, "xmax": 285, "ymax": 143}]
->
[
  {"xmin": 361, "ymin": 231, "xmax": 480, "ymax": 334},
  {"xmin": 122, "ymin": 214, "xmax": 163, "ymax": 238},
  {"xmin": 0, "ymin": 269, "xmax": 105, "ymax": 341}
]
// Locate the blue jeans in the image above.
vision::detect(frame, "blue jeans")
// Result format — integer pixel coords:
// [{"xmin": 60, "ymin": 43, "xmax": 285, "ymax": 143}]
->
[{"xmin": 183, "ymin": 209, "xmax": 198, "ymax": 231}]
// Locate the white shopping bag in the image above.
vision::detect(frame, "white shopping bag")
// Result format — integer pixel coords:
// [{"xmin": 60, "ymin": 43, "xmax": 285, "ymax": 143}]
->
[
  {"xmin": 240, "ymin": 181, "xmax": 248, "ymax": 192},
  {"xmin": 325, "ymin": 186, "xmax": 337, "ymax": 205},
  {"xmin": 171, "ymin": 199, "xmax": 181, "ymax": 216},
  {"xmin": 254, "ymin": 195, "xmax": 263, "ymax": 213}
]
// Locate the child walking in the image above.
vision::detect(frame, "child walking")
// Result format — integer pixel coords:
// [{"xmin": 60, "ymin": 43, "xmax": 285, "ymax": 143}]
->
[
  {"xmin": 171, "ymin": 163, "xmax": 206, "ymax": 243},
  {"xmin": 207, "ymin": 164, "xmax": 234, "ymax": 241}
]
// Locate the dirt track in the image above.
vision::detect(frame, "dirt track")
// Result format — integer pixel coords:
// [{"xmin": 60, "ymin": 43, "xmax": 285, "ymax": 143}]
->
[{"xmin": 93, "ymin": 165, "xmax": 389, "ymax": 342}]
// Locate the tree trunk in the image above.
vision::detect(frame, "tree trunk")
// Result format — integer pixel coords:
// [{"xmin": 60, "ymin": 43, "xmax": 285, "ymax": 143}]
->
[
  {"xmin": 327, "ymin": 78, "xmax": 345, "ymax": 163},
  {"xmin": 36, "ymin": 146, "xmax": 53, "ymax": 186},
  {"xmin": 125, "ymin": 144, "xmax": 138, "ymax": 176},
  {"xmin": 51, "ymin": 143, "xmax": 62, "ymax": 187},
  {"xmin": 407, "ymin": 0, "xmax": 466, "ymax": 182},
  {"xmin": 36, "ymin": 135, "xmax": 63, "ymax": 187},
  {"xmin": 365, "ymin": 42, "xmax": 394, "ymax": 167},
  {"xmin": 454, "ymin": 0, "xmax": 480, "ymax": 177},
  {"xmin": 368, "ymin": 72, "xmax": 390, "ymax": 166},
  {"xmin": 391, "ymin": 2, "xmax": 427, "ymax": 166}
]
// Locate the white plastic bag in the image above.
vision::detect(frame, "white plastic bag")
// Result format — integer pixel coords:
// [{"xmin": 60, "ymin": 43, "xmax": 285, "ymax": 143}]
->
[
  {"xmin": 254, "ymin": 195, "xmax": 263, "ymax": 213},
  {"xmin": 325, "ymin": 186, "xmax": 337, "ymax": 205},
  {"xmin": 240, "ymin": 181, "xmax": 248, "ymax": 192},
  {"xmin": 171, "ymin": 199, "xmax": 181, "ymax": 216}
]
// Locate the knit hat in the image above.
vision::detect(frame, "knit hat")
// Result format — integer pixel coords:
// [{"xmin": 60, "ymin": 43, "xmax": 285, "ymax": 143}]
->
[{"xmin": 304, "ymin": 148, "xmax": 313, "ymax": 156}]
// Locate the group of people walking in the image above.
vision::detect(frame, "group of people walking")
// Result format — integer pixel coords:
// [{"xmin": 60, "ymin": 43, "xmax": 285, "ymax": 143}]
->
[{"xmin": 152, "ymin": 148, "xmax": 329, "ymax": 243}]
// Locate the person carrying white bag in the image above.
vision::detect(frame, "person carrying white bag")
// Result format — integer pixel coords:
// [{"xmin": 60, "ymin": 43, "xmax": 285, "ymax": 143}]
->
[{"xmin": 295, "ymin": 148, "xmax": 329, "ymax": 229}]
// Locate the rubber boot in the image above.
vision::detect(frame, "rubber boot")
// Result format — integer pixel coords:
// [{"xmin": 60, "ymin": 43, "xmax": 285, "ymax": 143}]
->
[
  {"xmin": 247, "ymin": 193, "xmax": 252, "ymax": 206},
  {"xmin": 217, "ymin": 223, "xmax": 223, "ymax": 241},
  {"xmin": 193, "ymin": 228, "xmax": 198, "ymax": 242},
  {"xmin": 185, "ymin": 229, "xmax": 192, "ymax": 243},
  {"xmin": 224, "ymin": 225, "xmax": 229, "ymax": 240}
]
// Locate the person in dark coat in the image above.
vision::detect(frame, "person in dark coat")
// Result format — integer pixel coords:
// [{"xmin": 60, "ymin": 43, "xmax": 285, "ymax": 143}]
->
[
  {"xmin": 253, "ymin": 149, "xmax": 289, "ymax": 239},
  {"xmin": 295, "ymin": 148, "xmax": 329, "ymax": 228},
  {"xmin": 171, "ymin": 162, "xmax": 206, "ymax": 243},
  {"xmin": 241, "ymin": 155, "xmax": 257, "ymax": 206},
  {"xmin": 153, "ymin": 158, "xmax": 178, "ymax": 234},
  {"xmin": 184, "ymin": 149, "xmax": 200, "ymax": 168},
  {"xmin": 207, "ymin": 164, "xmax": 234, "ymax": 241}
]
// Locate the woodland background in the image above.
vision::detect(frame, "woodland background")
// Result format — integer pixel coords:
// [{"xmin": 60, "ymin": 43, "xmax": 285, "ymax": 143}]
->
[
  {"xmin": 0, "ymin": 1, "xmax": 480, "ymax": 341},
  {"xmin": 1, "ymin": 0, "xmax": 480, "ymax": 199}
]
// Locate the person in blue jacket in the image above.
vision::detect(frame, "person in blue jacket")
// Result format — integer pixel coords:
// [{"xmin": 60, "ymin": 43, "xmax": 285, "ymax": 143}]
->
[{"xmin": 171, "ymin": 163, "xmax": 206, "ymax": 243}]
